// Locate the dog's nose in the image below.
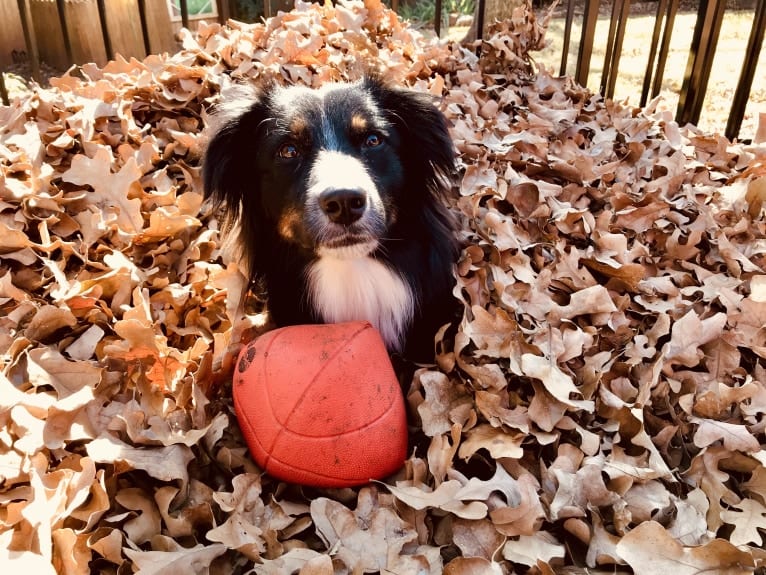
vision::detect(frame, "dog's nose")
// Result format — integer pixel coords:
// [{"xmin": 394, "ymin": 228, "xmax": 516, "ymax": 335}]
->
[{"xmin": 319, "ymin": 189, "xmax": 367, "ymax": 225}]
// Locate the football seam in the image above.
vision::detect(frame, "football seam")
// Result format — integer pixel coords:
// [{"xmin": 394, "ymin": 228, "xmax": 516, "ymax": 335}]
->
[
  {"xmin": 278, "ymin": 322, "xmax": 371, "ymax": 430},
  {"xmin": 268, "ymin": 322, "xmax": 373, "ymax": 460}
]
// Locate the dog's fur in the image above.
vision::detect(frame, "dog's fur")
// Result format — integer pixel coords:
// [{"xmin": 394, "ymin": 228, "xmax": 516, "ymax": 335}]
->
[{"xmin": 203, "ymin": 76, "xmax": 459, "ymax": 360}]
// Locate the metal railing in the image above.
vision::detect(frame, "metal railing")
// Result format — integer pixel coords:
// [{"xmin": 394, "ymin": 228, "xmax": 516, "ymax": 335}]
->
[{"xmin": 1, "ymin": 0, "xmax": 764, "ymax": 142}]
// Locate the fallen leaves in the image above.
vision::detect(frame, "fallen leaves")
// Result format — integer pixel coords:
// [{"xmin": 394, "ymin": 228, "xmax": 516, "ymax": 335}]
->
[{"xmin": 1, "ymin": 0, "xmax": 766, "ymax": 572}]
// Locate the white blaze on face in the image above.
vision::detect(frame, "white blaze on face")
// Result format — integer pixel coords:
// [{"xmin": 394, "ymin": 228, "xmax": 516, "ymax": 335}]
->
[{"xmin": 308, "ymin": 150, "xmax": 380, "ymax": 207}]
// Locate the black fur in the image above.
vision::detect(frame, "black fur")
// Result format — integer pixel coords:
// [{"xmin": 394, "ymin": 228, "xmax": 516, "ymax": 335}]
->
[{"xmin": 203, "ymin": 76, "xmax": 459, "ymax": 361}]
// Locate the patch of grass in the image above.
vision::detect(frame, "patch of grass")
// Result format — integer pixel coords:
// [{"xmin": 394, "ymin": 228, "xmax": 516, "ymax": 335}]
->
[{"xmin": 533, "ymin": 8, "xmax": 765, "ymax": 140}]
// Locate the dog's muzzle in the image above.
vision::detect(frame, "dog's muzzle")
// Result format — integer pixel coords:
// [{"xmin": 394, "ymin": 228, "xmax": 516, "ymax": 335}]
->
[
  {"xmin": 308, "ymin": 151, "xmax": 386, "ymax": 256},
  {"xmin": 319, "ymin": 188, "xmax": 368, "ymax": 226}
]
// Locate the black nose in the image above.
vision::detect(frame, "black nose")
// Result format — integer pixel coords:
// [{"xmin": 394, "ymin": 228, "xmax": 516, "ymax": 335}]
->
[{"xmin": 319, "ymin": 189, "xmax": 367, "ymax": 225}]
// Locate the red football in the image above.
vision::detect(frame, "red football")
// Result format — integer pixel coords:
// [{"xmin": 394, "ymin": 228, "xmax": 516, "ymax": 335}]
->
[{"xmin": 233, "ymin": 321, "xmax": 408, "ymax": 487}]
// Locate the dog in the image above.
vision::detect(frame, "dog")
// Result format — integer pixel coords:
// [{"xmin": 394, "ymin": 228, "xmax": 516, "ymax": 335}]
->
[{"xmin": 203, "ymin": 76, "xmax": 459, "ymax": 361}]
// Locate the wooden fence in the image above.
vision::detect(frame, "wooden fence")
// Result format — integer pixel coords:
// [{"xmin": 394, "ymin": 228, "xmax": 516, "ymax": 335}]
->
[{"xmin": 0, "ymin": 0, "xmax": 764, "ymax": 142}]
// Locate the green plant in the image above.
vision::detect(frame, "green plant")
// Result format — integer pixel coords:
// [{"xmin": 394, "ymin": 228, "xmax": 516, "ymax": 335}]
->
[
  {"xmin": 446, "ymin": 0, "xmax": 475, "ymax": 15},
  {"xmin": 396, "ymin": 0, "xmax": 475, "ymax": 26},
  {"xmin": 397, "ymin": 0, "xmax": 437, "ymax": 24}
]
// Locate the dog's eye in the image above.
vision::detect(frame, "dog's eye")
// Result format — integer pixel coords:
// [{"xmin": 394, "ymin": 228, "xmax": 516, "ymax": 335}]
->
[
  {"xmin": 278, "ymin": 143, "xmax": 299, "ymax": 159},
  {"xmin": 364, "ymin": 133, "xmax": 383, "ymax": 148}
]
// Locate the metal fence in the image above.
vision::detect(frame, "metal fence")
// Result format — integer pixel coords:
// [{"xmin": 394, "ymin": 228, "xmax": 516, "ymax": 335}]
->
[{"xmin": 1, "ymin": 0, "xmax": 764, "ymax": 142}]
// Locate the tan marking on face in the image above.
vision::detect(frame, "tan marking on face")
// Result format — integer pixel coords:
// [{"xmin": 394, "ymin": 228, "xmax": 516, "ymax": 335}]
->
[
  {"xmin": 278, "ymin": 208, "xmax": 302, "ymax": 241},
  {"xmin": 351, "ymin": 115, "xmax": 368, "ymax": 132},
  {"xmin": 289, "ymin": 116, "xmax": 309, "ymax": 137}
]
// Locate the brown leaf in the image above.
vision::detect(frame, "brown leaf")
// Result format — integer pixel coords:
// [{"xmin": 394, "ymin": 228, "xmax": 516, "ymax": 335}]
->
[{"xmin": 616, "ymin": 521, "xmax": 755, "ymax": 575}]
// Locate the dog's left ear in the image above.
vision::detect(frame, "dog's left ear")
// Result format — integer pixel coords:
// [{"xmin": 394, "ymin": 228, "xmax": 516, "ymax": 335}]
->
[{"xmin": 364, "ymin": 77, "xmax": 455, "ymax": 198}]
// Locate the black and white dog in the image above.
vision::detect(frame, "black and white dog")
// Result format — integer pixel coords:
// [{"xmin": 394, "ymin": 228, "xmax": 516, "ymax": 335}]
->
[{"xmin": 203, "ymin": 76, "xmax": 459, "ymax": 360}]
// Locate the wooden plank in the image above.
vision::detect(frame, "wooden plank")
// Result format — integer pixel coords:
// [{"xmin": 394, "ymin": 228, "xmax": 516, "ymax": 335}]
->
[
  {"xmin": 17, "ymin": 0, "xmax": 41, "ymax": 82},
  {"xmin": 0, "ymin": 1, "xmax": 26, "ymax": 68},
  {"xmin": 55, "ymin": 0, "xmax": 74, "ymax": 66},
  {"xmin": 726, "ymin": 0, "xmax": 766, "ymax": 140},
  {"xmin": 96, "ymin": 0, "xmax": 114, "ymax": 60}
]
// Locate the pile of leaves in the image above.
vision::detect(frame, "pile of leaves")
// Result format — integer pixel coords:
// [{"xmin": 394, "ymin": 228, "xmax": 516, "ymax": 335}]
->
[{"xmin": 2, "ymin": 0, "xmax": 766, "ymax": 572}]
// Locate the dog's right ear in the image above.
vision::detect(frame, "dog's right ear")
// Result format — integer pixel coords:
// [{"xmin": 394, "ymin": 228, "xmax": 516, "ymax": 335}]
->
[{"xmin": 202, "ymin": 83, "xmax": 271, "ymax": 227}]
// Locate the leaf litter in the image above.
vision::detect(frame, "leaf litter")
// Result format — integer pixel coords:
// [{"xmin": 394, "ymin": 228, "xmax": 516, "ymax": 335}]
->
[{"xmin": 1, "ymin": 0, "xmax": 766, "ymax": 572}]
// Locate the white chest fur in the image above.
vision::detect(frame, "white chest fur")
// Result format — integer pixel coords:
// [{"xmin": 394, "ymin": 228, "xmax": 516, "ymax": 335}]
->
[{"xmin": 307, "ymin": 256, "xmax": 414, "ymax": 351}]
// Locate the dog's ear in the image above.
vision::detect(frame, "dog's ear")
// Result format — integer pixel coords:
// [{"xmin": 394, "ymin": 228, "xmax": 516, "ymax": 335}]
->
[
  {"xmin": 203, "ymin": 83, "xmax": 271, "ymax": 227},
  {"xmin": 363, "ymin": 76, "xmax": 455, "ymax": 199}
]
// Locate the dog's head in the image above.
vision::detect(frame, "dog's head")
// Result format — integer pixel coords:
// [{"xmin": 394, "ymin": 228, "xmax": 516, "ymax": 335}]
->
[{"xmin": 203, "ymin": 76, "xmax": 455, "ymax": 271}]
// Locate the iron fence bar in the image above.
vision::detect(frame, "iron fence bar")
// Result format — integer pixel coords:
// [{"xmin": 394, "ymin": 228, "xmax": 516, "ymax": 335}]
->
[
  {"xmin": 641, "ymin": 0, "xmax": 668, "ymax": 105},
  {"xmin": 575, "ymin": 0, "xmax": 599, "ymax": 88},
  {"xmin": 137, "ymin": 0, "xmax": 152, "ymax": 56},
  {"xmin": 434, "ymin": 0, "xmax": 442, "ymax": 36},
  {"xmin": 600, "ymin": 0, "xmax": 632, "ymax": 98},
  {"xmin": 651, "ymin": 0, "xmax": 678, "ymax": 100},
  {"xmin": 726, "ymin": 0, "xmax": 766, "ymax": 141},
  {"xmin": 0, "ymin": 68, "xmax": 9, "ymax": 106},
  {"xmin": 606, "ymin": 0, "xmax": 630, "ymax": 98},
  {"xmin": 216, "ymin": 0, "xmax": 230, "ymax": 23},
  {"xmin": 264, "ymin": 0, "xmax": 272, "ymax": 19},
  {"xmin": 55, "ymin": 0, "xmax": 74, "ymax": 67},
  {"xmin": 16, "ymin": 0, "xmax": 41, "ymax": 83},
  {"xmin": 599, "ymin": 0, "xmax": 621, "ymax": 95},
  {"xmin": 677, "ymin": 0, "xmax": 725, "ymax": 126},
  {"xmin": 476, "ymin": 0, "xmax": 486, "ymax": 41},
  {"xmin": 559, "ymin": 0, "xmax": 575, "ymax": 76},
  {"xmin": 95, "ymin": 0, "xmax": 114, "ymax": 60},
  {"xmin": 180, "ymin": 0, "xmax": 190, "ymax": 29}
]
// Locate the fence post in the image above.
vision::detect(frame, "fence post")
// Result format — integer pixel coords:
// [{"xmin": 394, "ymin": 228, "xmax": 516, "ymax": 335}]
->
[
  {"xmin": 600, "ymin": 0, "xmax": 630, "ymax": 98},
  {"xmin": 137, "ymin": 0, "xmax": 152, "ymax": 56},
  {"xmin": 475, "ymin": 0, "xmax": 485, "ymax": 41},
  {"xmin": 725, "ymin": 0, "xmax": 766, "ymax": 141},
  {"xmin": 641, "ymin": 0, "xmax": 679, "ymax": 106},
  {"xmin": 434, "ymin": 0, "xmax": 442, "ymax": 37},
  {"xmin": 677, "ymin": 0, "xmax": 726, "ymax": 126},
  {"xmin": 16, "ymin": 0, "xmax": 41, "ymax": 83},
  {"xmin": 179, "ymin": 0, "xmax": 190, "ymax": 29},
  {"xmin": 55, "ymin": 0, "xmax": 74, "ymax": 67},
  {"xmin": 559, "ymin": 0, "xmax": 575, "ymax": 76},
  {"xmin": 575, "ymin": 0, "xmax": 599, "ymax": 88},
  {"xmin": 0, "ymin": 68, "xmax": 9, "ymax": 106},
  {"xmin": 95, "ymin": 0, "xmax": 114, "ymax": 60}
]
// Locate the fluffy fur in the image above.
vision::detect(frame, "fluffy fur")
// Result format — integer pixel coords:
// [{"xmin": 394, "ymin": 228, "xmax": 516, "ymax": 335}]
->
[{"xmin": 203, "ymin": 76, "xmax": 459, "ymax": 360}]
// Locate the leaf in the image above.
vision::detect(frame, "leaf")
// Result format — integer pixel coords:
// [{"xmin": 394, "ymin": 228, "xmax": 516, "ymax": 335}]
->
[
  {"xmin": 690, "ymin": 416, "xmax": 760, "ymax": 452},
  {"xmin": 616, "ymin": 521, "xmax": 754, "ymax": 575},
  {"xmin": 123, "ymin": 541, "xmax": 227, "ymax": 575},
  {"xmin": 386, "ymin": 481, "xmax": 488, "ymax": 519},
  {"xmin": 502, "ymin": 531, "xmax": 565, "ymax": 567},
  {"xmin": 720, "ymin": 498, "xmax": 766, "ymax": 546},
  {"xmin": 520, "ymin": 354, "xmax": 594, "ymax": 410}
]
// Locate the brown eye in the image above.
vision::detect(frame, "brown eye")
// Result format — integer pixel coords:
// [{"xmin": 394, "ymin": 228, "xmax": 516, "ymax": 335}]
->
[
  {"xmin": 364, "ymin": 133, "xmax": 383, "ymax": 148},
  {"xmin": 278, "ymin": 143, "xmax": 299, "ymax": 159}
]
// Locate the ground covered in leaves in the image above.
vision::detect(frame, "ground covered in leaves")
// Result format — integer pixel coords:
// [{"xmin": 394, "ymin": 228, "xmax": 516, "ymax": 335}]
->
[{"xmin": 2, "ymin": 0, "xmax": 766, "ymax": 573}]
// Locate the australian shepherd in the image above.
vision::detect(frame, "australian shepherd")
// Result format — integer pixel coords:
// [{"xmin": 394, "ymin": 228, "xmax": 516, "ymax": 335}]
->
[{"xmin": 203, "ymin": 76, "xmax": 459, "ymax": 360}]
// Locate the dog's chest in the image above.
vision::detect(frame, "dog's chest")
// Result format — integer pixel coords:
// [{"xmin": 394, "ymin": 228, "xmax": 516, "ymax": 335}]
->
[{"xmin": 306, "ymin": 256, "xmax": 414, "ymax": 351}]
